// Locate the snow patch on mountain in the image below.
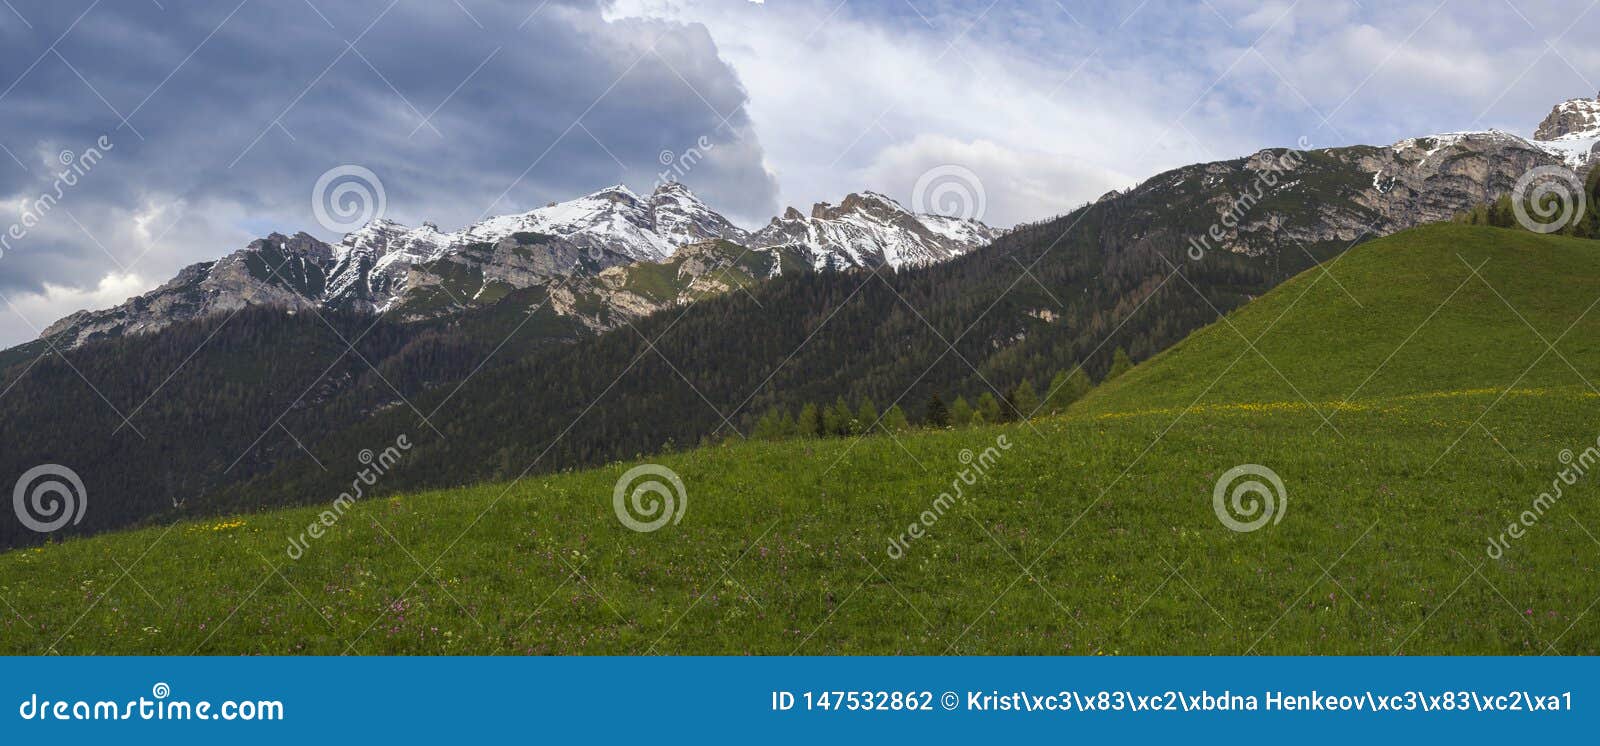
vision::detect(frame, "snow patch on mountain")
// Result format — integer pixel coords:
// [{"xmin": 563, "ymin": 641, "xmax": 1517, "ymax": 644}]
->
[
  {"xmin": 1525, "ymin": 92, "xmax": 1597, "ymax": 168},
  {"xmin": 1389, "ymin": 126, "xmax": 1596, "ymax": 171},
  {"xmin": 1535, "ymin": 93, "xmax": 1600, "ymax": 141},
  {"xmin": 752, "ymin": 191, "xmax": 1002, "ymax": 269},
  {"xmin": 325, "ymin": 183, "xmax": 759, "ymax": 310}
]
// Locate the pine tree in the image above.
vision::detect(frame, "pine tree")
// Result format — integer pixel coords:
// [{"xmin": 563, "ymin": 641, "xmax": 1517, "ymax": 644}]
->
[
  {"xmin": 976, "ymin": 391, "xmax": 1002, "ymax": 423},
  {"xmin": 1047, "ymin": 367, "xmax": 1095, "ymax": 412},
  {"xmin": 824, "ymin": 396, "xmax": 852, "ymax": 436},
  {"xmin": 797, "ymin": 403, "xmax": 823, "ymax": 438},
  {"xmin": 924, "ymin": 394, "xmax": 949, "ymax": 427},
  {"xmin": 1489, "ymin": 196, "xmax": 1515, "ymax": 228},
  {"xmin": 1107, "ymin": 348, "xmax": 1134, "ymax": 380},
  {"xmin": 1578, "ymin": 167, "xmax": 1600, "ymax": 238},
  {"xmin": 882, "ymin": 404, "xmax": 910, "ymax": 432},
  {"xmin": 1009, "ymin": 379, "xmax": 1040, "ymax": 420},
  {"xmin": 1045, "ymin": 371, "xmax": 1070, "ymax": 414},
  {"xmin": 1066, "ymin": 368, "xmax": 1094, "ymax": 403},
  {"xmin": 752, "ymin": 408, "xmax": 786, "ymax": 440},
  {"xmin": 949, "ymin": 396, "xmax": 974, "ymax": 427},
  {"xmin": 856, "ymin": 399, "xmax": 880, "ymax": 435}
]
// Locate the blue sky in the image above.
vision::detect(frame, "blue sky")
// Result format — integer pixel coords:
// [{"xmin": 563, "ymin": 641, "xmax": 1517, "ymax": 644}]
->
[{"xmin": 0, "ymin": 0, "xmax": 1596, "ymax": 346}]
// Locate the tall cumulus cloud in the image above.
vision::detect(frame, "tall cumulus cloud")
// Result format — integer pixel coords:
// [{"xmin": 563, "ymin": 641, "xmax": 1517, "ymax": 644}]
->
[{"xmin": 0, "ymin": 0, "xmax": 778, "ymax": 345}]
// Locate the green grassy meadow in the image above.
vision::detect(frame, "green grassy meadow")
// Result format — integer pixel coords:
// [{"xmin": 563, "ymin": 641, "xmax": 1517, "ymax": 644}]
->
[{"xmin": 3, "ymin": 223, "xmax": 1598, "ymax": 655}]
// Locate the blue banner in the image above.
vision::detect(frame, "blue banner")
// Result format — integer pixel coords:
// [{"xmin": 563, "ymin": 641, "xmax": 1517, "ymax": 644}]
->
[{"xmin": 2, "ymin": 656, "xmax": 1590, "ymax": 742}]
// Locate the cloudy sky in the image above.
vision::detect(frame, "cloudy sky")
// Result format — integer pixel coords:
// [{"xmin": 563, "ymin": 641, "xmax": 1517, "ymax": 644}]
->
[{"xmin": 0, "ymin": 0, "xmax": 1596, "ymax": 347}]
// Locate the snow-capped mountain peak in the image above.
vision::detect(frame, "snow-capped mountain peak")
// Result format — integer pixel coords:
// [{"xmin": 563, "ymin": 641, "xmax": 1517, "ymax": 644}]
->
[
  {"xmin": 315, "ymin": 181, "xmax": 1001, "ymax": 311},
  {"xmin": 754, "ymin": 189, "xmax": 1002, "ymax": 269},
  {"xmin": 647, "ymin": 181, "xmax": 750, "ymax": 248},
  {"xmin": 1531, "ymin": 92, "xmax": 1600, "ymax": 168},
  {"xmin": 1535, "ymin": 92, "xmax": 1600, "ymax": 141}
]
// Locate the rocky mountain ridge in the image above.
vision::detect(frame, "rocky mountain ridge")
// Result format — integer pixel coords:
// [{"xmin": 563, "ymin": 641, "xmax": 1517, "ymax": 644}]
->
[
  {"xmin": 33, "ymin": 94, "xmax": 1600, "ymax": 352},
  {"xmin": 41, "ymin": 183, "xmax": 999, "ymax": 349},
  {"xmin": 1535, "ymin": 91, "xmax": 1600, "ymax": 141}
]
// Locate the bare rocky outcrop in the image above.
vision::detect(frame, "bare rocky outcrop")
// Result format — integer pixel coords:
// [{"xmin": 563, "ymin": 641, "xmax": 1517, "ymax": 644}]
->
[
  {"xmin": 40, "ymin": 233, "xmax": 331, "ymax": 349},
  {"xmin": 1122, "ymin": 124, "xmax": 1587, "ymax": 263},
  {"xmin": 751, "ymin": 191, "xmax": 1003, "ymax": 268},
  {"xmin": 1535, "ymin": 92, "xmax": 1600, "ymax": 140},
  {"xmin": 34, "ymin": 182, "xmax": 997, "ymax": 350}
]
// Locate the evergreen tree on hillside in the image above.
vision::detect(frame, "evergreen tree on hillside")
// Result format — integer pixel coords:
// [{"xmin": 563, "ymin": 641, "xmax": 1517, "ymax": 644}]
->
[
  {"xmin": 1066, "ymin": 368, "xmax": 1094, "ymax": 404},
  {"xmin": 824, "ymin": 396, "xmax": 852, "ymax": 436},
  {"xmin": 949, "ymin": 396, "xmax": 974, "ymax": 427},
  {"xmin": 1009, "ymin": 380, "xmax": 1040, "ymax": 420},
  {"xmin": 1489, "ymin": 196, "xmax": 1516, "ymax": 228},
  {"xmin": 976, "ymin": 392, "xmax": 1002, "ymax": 423},
  {"xmin": 1456, "ymin": 174, "xmax": 1600, "ymax": 239},
  {"xmin": 882, "ymin": 404, "xmax": 910, "ymax": 432},
  {"xmin": 1045, "ymin": 371, "xmax": 1071, "ymax": 414},
  {"xmin": 1107, "ymin": 348, "xmax": 1134, "ymax": 380},
  {"xmin": 1579, "ymin": 167, "xmax": 1600, "ymax": 238},
  {"xmin": 924, "ymin": 394, "xmax": 949, "ymax": 427},
  {"xmin": 753, "ymin": 407, "xmax": 787, "ymax": 440},
  {"xmin": 856, "ymin": 399, "xmax": 880, "ymax": 435},
  {"xmin": 797, "ymin": 403, "xmax": 823, "ymax": 438}
]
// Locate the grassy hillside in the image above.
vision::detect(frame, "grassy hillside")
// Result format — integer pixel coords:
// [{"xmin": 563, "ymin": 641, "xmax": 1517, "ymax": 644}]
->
[{"xmin": 3, "ymin": 223, "xmax": 1597, "ymax": 655}]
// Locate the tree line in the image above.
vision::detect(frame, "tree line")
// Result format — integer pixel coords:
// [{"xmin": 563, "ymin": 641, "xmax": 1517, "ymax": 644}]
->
[
  {"xmin": 750, "ymin": 349, "xmax": 1132, "ymax": 440},
  {"xmin": 1454, "ymin": 166, "xmax": 1600, "ymax": 238}
]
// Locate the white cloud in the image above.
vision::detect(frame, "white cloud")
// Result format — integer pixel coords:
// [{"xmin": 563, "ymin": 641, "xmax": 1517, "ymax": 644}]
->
[
  {"xmin": 606, "ymin": 0, "xmax": 1248, "ymax": 227},
  {"xmin": 0, "ymin": 272, "xmax": 152, "ymax": 346},
  {"xmin": 4, "ymin": 0, "xmax": 1599, "ymax": 351},
  {"xmin": 611, "ymin": 0, "xmax": 1600, "ymax": 229},
  {"xmin": 861, "ymin": 134, "xmax": 1127, "ymax": 226}
]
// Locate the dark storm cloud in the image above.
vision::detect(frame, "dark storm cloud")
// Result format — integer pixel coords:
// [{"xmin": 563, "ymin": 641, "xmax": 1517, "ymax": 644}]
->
[{"xmin": 0, "ymin": 0, "xmax": 777, "ymax": 301}]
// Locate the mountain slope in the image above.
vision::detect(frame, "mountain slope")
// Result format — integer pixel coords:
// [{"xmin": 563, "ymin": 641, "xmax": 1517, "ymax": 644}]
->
[
  {"xmin": 5, "ymin": 224, "xmax": 1597, "ymax": 656},
  {"xmin": 7, "ymin": 97, "xmax": 1595, "ymax": 549},
  {"xmin": 0, "ymin": 149, "xmax": 1571, "ymax": 549},
  {"xmin": 27, "ymin": 92, "xmax": 1600, "ymax": 354},
  {"xmin": 1086, "ymin": 223, "xmax": 1600, "ymax": 413},
  {"xmin": 41, "ymin": 233, "xmax": 334, "ymax": 348}
]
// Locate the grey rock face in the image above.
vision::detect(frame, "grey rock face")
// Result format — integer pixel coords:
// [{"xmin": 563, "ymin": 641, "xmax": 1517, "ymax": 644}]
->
[
  {"xmin": 41, "ymin": 233, "xmax": 331, "ymax": 349},
  {"xmin": 1128, "ymin": 128, "xmax": 1579, "ymax": 264},
  {"xmin": 751, "ymin": 191, "xmax": 1003, "ymax": 269},
  {"xmin": 1534, "ymin": 93, "xmax": 1600, "ymax": 141},
  {"xmin": 34, "ymin": 182, "xmax": 1000, "ymax": 350}
]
